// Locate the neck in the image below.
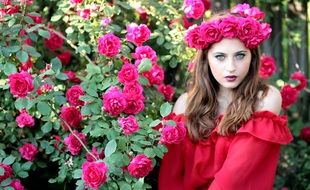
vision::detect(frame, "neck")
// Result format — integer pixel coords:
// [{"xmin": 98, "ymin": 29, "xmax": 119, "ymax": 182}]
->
[{"xmin": 217, "ymin": 87, "xmax": 233, "ymax": 115}]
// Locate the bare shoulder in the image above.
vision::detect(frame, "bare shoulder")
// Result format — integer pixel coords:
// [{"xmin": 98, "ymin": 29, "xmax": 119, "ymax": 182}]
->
[
  {"xmin": 173, "ymin": 93, "xmax": 188, "ymax": 115},
  {"xmin": 257, "ymin": 85, "xmax": 282, "ymax": 114}
]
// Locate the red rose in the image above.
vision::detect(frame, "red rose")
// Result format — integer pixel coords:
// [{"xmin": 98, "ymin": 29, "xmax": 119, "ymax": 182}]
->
[
  {"xmin": 64, "ymin": 130, "xmax": 87, "ymax": 155},
  {"xmin": 128, "ymin": 154, "xmax": 153, "ymax": 178},
  {"xmin": 143, "ymin": 64, "xmax": 164, "ymax": 86},
  {"xmin": 102, "ymin": 86, "xmax": 127, "ymax": 116},
  {"xmin": 123, "ymin": 93, "xmax": 145, "ymax": 115},
  {"xmin": 160, "ymin": 122, "xmax": 186, "ymax": 144},
  {"xmin": 259, "ymin": 55, "xmax": 276, "ymax": 79},
  {"xmin": 290, "ymin": 71, "xmax": 307, "ymax": 91},
  {"xmin": 123, "ymin": 81, "xmax": 143, "ymax": 95},
  {"xmin": 219, "ymin": 16, "xmax": 239, "ymax": 38},
  {"xmin": 9, "ymin": 179, "xmax": 25, "ymax": 190},
  {"xmin": 66, "ymin": 85, "xmax": 85, "ymax": 106},
  {"xmin": 200, "ymin": 21, "xmax": 222, "ymax": 44},
  {"xmin": 8, "ymin": 71, "xmax": 34, "ymax": 98},
  {"xmin": 86, "ymin": 147, "xmax": 104, "ymax": 162},
  {"xmin": 57, "ymin": 51, "xmax": 71, "ymax": 65},
  {"xmin": 98, "ymin": 33, "xmax": 121, "ymax": 58},
  {"xmin": 44, "ymin": 31, "xmax": 64, "ymax": 51},
  {"xmin": 300, "ymin": 127, "xmax": 310, "ymax": 143},
  {"xmin": 60, "ymin": 106, "xmax": 82, "ymax": 130},
  {"xmin": 82, "ymin": 161, "xmax": 108, "ymax": 190},
  {"xmin": 19, "ymin": 143, "xmax": 38, "ymax": 161},
  {"xmin": 117, "ymin": 63, "xmax": 139, "ymax": 84},
  {"xmin": 64, "ymin": 70, "xmax": 81, "ymax": 83},
  {"xmin": 281, "ymin": 85, "xmax": 299, "ymax": 109},
  {"xmin": 158, "ymin": 84, "xmax": 175, "ymax": 101},
  {"xmin": 0, "ymin": 163, "xmax": 13, "ymax": 182}
]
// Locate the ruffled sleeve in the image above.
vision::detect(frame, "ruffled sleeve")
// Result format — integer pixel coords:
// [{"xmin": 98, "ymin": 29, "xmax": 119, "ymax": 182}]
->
[{"xmin": 209, "ymin": 111, "xmax": 293, "ymax": 190}]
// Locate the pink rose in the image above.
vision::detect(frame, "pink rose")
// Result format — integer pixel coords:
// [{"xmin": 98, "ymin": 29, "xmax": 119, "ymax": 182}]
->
[
  {"xmin": 124, "ymin": 93, "xmax": 144, "ymax": 115},
  {"xmin": 117, "ymin": 63, "xmax": 139, "ymax": 84},
  {"xmin": 184, "ymin": 25, "xmax": 206, "ymax": 49},
  {"xmin": 143, "ymin": 64, "xmax": 164, "ymax": 86},
  {"xmin": 100, "ymin": 17, "xmax": 111, "ymax": 27},
  {"xmin": 8, "ymin": 71, "xmax": 34, "ymax": 98},
  {"xmin": 57, "ymin": 51, "xmax": 71, "ymax": 65},
  {"xmin": 219, "ymin": 16, "xmax": 239, "ymax": 38},
  {"xmin": 77, "ymin": 9, "xmax": 91, "ymax": 20},
  {"xmin": 259, "ymin": 55, "xmax": 276, "ymax": 79},
  {"xmin": 260, "ymin": 23, "xmax": 272, "ymax": 40},
  {"xmin": 118, "ymin": 115, "xmax": 140, "ymax": 135},
  {"xmin": 82, "ymin": 161, "xmax": 108, "ymax": 190},
  {"xmin": 98, "ymin": 33, "xmax": 121, "ymax": 58},
  {"xmin": 66, "ymin": 85, "xmax": 85, "ymax": 106},
  {"xmin": 126, "ymin": 23, "xmax": 151, "ymax": 46},
  {"xmin": 123, "ymin": 81, "xmax": 143, "ymax": 95},
  {"xmin": 0, "ymin": 163, "xmax": 13, "ymax": 182},
  {"xmin": 64, "ymin": 70, "xmax": 81, "ymax": 83},
  {"xmin": 9, "ymin": 179, "xmax": 25, "ymax": 190},
  {"xmin": 238, "ymin": 18, "xmax": 261, "ymax": 41},
  {"xmin": 160, "ymin": 122, "xmax": 186, "ymax": 144},
  {"xmin": 299, "ymin": 126, "xmax": 310, "ymax": 143},
  {"xmin": 136, "ymin": 7, "xmax": 149, "ymax": 21},
  {"xmin": 44, "ymin": 31, "xmax": 64, "ymax": 51},
  {"xmin": 231, "ymin": 3, "xmax": 250, "ymax": 16},
  {"xmin": 16, "ymin": 110, "xmax": 35, "ymax": 128},
  {"xmin": 244, "ymin": 7, "xmax": 266, "ymax": 20},
  {"xmin": 28, "ymin": 14, "xmax": 42, "ymax": 24},
  {"xmin": 128, "ymin": 154, "xmax": 153, "ymax": 178},
  {"xmin": 183, "ymin": 0, "xmax": 205, "ymax": 20},
  {"xmin": 60, "ymin": 106, "xmax": 82, "ymax": 130},
  {"xmin": 102, "ymin": 86, "xmax": 127, "ymax": 116},
  {"xmin": 290, "ymin": 71, "xmax": 307, "ymax": 91},
  {"xmin": 64, "ymin": 130, "xmax": 87, "ymax": 155},
  {"xmin": 158, "ymin": 84, "xmax": 175, "ymax": 101},
  {"xmin": 37, "ymin": 83, "xmax": 53, "ymax": 95},
  {"xmin": 86, "ymin": 147, "xmax": 104, "ymax": 162},
  {"xmin": 281, "ymin": 85, "xmax": 299, "ymax": 109},
  {"xmin": 200, "ymin": 21, "xmax": 222, "ymax": 44},
  {"xmin": 132, "ymin": 45, "xmax": 157, "ymax": 66},
  {"xmin": 19, "ymin": 143, "xmax": 38, "ymax": 161}
]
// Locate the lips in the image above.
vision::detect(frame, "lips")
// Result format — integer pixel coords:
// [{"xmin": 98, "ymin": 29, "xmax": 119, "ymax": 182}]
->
[{"xmin": 225, "ymin": 75, "xmax": 237, "ymax": 82}]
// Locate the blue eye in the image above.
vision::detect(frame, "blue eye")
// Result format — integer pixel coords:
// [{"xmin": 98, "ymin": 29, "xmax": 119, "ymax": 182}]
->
[
  {"xmin": 236, "ymin": 53, "xmax": 245, "ymax": 60},
  {"xmin": 215, "ymin": 54, "xmax": 225, "ymax": 61}
]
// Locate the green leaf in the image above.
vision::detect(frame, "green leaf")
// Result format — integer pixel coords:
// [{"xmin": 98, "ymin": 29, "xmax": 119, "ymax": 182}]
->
[
  {"xmin": 0, "ymin": 167, "xmax": 4, "ymax": 175},
  {"xmin": 14, "ymin": 98, "xmax": 28, "ymax": 111},
  {"xmin": 56, "ymin": 73, "xmax": 68, "ymax": 80},
  {"xmin": 65, "ymin": 27, "xmax": 74, "ymax": 34},
  {"xmin": 73, "ymin": 169, "xmax": 82, "ymax": 179},
  {"xmin": 85, "ymin": 88, "xmax": 98, "ymax": 97},
  {"xmin": 144, "ymin": 148, "xmax": 156, "ymax": 158},
  {"xmin": 133, "ymin": 178, "xmax": 144, "ymax": 189},
  {"xmin": 104, "ymin": 139, "xmax": 117, "ymax": 158},
  {"xmin": 54, "ymin": 95, "xmax": 67, "ymax": 106},
  {"xmin": 38, "ymin": 29, "xmax": 50, "ymax": 39},
  {"xmin": 3, "ymin": 63, "xmax": 17, "ymax": 76},
  {"xmin": 51, "ymin": 15, "xmax": 62, "ymax": 22},
  {"xmin": 149, "ymin": 119, "xmax": 161, "ymax": 127},
  {"xmin": 160, "ymin": 102, "xmax": 172, "ymax": 117},
  {"xmin": 17, "ymin": 171, "xmax": 29, "ymax": 178},
  {"xmin": 37, "ymin": 102, "xmax": 51, "ymax": 116},
  {"xmin": 3, "ymin": 155, "xmax": 16, "ymax": 165},
  {"xmin": 51, "ymin": 57, "xmax": 62, "ymax": 72},
  {"xmin": 138, "ymin": 58, "xmax": 152, "ymax": 73},
  {"xmin": 23, "ymin": 45, "xmax": 41, "ymax": 57},
  {"xmin": 138, "ymin": 76, "xmax": 150, "ymax": 86},
  {"xmin": 118, "ymin": 181, "xmax": 132, "ymax": 190},
  {"xmin": 89, "ymin": 127, "xmax": 105, "ymax": 137},
  {"xmin": 1, "ymin": 178, "xmax": 12, "ymax": 187},
  {"xmin": 7, "ymin": 45, "xmax": 21, "ymax": 53},
  {"xmin": 41, "ymin": 122, "xmax": 53, "ymax": 133},
  {"xmin": 16, "ymin": 50, "xmax": 29, "ymax": 63},
  {"xmin": 4, "ymin": 187, "xmax": 14, "ymax": 190},
  {"xmin": 21, "ymin": 162, "xmax": 32, "ymax": 170},
  {"xmin": 85, "ymin": 63, "xmax": 101, "ymax": 77}
]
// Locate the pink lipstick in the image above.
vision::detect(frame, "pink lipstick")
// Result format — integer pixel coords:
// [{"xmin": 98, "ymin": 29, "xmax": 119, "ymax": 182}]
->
[{"xmin": 225, "ymin": 75, "xmax": 237, "ymax": 82}]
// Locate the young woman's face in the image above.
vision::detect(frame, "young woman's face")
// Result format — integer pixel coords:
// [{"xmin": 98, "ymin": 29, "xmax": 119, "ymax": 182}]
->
[{"xmin": 207, "ymin": 38, "xmax": 252, "ymax": 90}]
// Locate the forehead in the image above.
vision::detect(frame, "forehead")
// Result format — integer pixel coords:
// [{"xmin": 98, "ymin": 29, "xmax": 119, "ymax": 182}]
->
[{"xmin": 208, "ymin": 38, "xmax": 248, "ymax": 53}]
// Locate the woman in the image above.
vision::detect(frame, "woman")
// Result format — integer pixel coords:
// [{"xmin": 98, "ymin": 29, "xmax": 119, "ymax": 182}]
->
[{"xmin": 158, "ymin": 3, "xmax": 293, "ymax": 190}]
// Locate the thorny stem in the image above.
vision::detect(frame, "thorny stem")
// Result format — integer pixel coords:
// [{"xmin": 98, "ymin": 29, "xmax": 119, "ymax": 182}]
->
[
  {"xmin": 41, "ymin": 26, "xmax": 94, "ymax": 65},
  {"xmin": 49, "ymin": 104, "xmax": 98, "ymax": 161}
]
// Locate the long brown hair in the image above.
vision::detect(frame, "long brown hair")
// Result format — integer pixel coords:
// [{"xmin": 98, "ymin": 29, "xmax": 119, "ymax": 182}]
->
[{"xmin": 186, "ymin": 47, "xmax": 268, "ymax": 142}]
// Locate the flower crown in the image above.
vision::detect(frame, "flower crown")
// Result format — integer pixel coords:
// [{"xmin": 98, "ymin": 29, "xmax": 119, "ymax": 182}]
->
[{"xmin": 184, "ymin": 3, "xmax": 272, "ymax": 49}]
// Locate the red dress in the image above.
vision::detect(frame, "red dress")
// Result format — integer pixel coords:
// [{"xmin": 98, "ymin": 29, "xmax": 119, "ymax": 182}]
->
[{"xmin": 158, "ymin": 111, "xmax": 293, "ymax": 190}]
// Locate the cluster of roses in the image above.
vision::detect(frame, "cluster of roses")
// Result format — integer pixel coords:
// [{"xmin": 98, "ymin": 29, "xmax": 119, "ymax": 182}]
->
[
  {"xmin": 183, "ymin": 0, "xmax": 210, "ymax": 20},
  {"xmin": 0, "ymin": 163, "xmax": 24, "ymax": 190},
  {"xmin": 185, "ymin": 3, "xmax": 271, "ymax": 50}
]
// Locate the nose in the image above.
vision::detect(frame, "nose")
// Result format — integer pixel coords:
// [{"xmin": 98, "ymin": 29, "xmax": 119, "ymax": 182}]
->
[{"xmin": 225, "ymin": 58, "xmax": 236, "ymax": 72}]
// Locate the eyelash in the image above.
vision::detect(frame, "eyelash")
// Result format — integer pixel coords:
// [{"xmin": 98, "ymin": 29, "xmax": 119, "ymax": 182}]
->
[{"xmin": 215, "ymin": 53, "xmax": 246, "ymax": 60}]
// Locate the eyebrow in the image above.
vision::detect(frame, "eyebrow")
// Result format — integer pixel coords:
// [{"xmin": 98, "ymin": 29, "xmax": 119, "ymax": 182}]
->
[{"xmin": 212, "ymin": 50, "xmax": 248, "ymax": 55}]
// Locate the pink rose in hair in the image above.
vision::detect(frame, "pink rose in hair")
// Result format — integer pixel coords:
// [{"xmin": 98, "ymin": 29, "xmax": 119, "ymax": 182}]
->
[
  {"xmin": 118, "ymin": 115, "xmax": 140, "ymax": 135},
  {"xmin": 77, "ymin": 9, "xmax": 91, "ymax": 20},
  {"xmin": 238, "ymin": 18, "xmax": 261, "ymax": 41},
  {"xmin": 126, "ymin": 23, "xmax": 151, "ymax": 46},
  {"xmin": 19, "ymin": 143, "xmax": 38, "ymax": 161},
  {"xmin": 37, "ymin": 83, "xmax": 53, "ymax": 95},
  {"xmin": 184, "ymin": 25, "xmax": 206, "ymax": 49},
  {"xmin": 260, "ymin": 23, "xmax": 272, "ymax": 40},
  {"xmin": 200, "ymin": 21, "xmax": 222, "ymax": 44},
  {"xmin": 44, "ymin": 31, "xmax": 64, "ymax": 51},
  {"xmin": 16, "ymin": 110, "xmax": 35, "ymax": 128},
  {"xmin": 160, "ymin": 122, "xmax": 186, "ymax": 144},
  {"xmin": 158, "ymin": 84, "xmax": 175, "ymax": 101},
  {"xmin": 0, "ymin": 163, "xmax": 12, "ymax": 182},
  {"xmin": 219, "ymin": 16, "xmax": 239, "ymax": 38},
  {"xmin": 281, "ymin": 85, "xmax": 299, "ymax": 109},
  {"xmin": 98, "ymin": 33, "xmax": 121, "ymax": 58},
  {"xmin": 183, "ymin": 0, "xmax": 205, "ymax": 20},
  {"xmin": 143, "ymin": 64, "xmax": 165, "ymax": 86},
  {"xmin": 86, "ymin": 147, "xmax": 104, "ymax": 162},
  {"xmin": 64, "ymin": 130, "xmax": 87, "ymax": 155},
  {"xmin": 117, "ymin": 63, "xmax": 139, "ymax": 84},
  {"xmin": 259, "ymin": 55, "xmax": 276, "ymax": 79},
  {"xmin": 57, "ymin": 51, "xmax": 71, "ymax": 65},
  {"xmin": 128, "ymin": 154, "xmax": 153, "ymax": 178},
  {"xmin": 124, "ymin": 93, "xmax": 145, "ymax": 115},
  {"xmin": 66, "ymin": 85, "xmax": 85, "ymax": 106},
  {"xmin": 290, "ymin": 71, "xmax": 307, "ymax": 91},
  {"xmin": 60, "ymin": 106, "xmax": 82, "ymax": 130},
  {"xmin": 82, "ymin": 161, "xmax": 108, "ymax": 189},
  {"xmin": 123, "ymin": 81, "xmax": 143, "ymax": 95},
  {"xmin": 132, "ymin": 45, "xmax": 157, "ymax": 66},
  {"xmin": 231, "ymin": 3, "xmax": 250, "ymax": 16},
  {"xmin": 8, "ymin": 71, "xmax": 34, "ymax": 98},
  {"xmin": 102, "ymin": 86, "xmax": 127, "ymax": 116},
  {"xmin": 244, "ymin": 7, "xmax": 265, "ymax": 20},
  {"xmin": 9, "ymin": 179, "xmax": 25, "ymax": 190}
]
